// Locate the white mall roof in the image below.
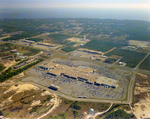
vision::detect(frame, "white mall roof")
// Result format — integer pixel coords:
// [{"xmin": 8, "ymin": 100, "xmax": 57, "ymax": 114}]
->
[{"xmin": 95, "ymin": 76, "xmax": 117, "ymax": 86}]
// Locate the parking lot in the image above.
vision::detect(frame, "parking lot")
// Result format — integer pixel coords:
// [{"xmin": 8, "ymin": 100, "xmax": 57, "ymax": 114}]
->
[{"xmin": 23, "ymin": 58, "xmax": 128, "ymax": 100}]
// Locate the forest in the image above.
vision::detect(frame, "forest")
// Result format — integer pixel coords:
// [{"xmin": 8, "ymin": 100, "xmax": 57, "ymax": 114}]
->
[
  {"xmin": 0, "ymin": 59, "xmax": 43, "ymax": 83},
  {"xmin": 1, "ymin": 19, "xmax": 150, "ymax": 42},
  {"xmin": 106, "ymin": 49, "xmax": 146, "ymax": 68}
]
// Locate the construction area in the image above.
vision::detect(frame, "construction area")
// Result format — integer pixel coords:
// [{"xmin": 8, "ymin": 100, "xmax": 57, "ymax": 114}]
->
[{"xmin": 23, "ymin": 57, "xmax": 129, "ymax": 101}]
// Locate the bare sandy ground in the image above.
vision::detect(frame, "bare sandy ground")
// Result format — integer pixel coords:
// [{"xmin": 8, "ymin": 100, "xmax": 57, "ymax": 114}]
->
[
  {"xmin": 4, "ymin": 84, "xmax": 39, "ymax": 94},
  {"xmin": 37, "ymin": 94, "xmax": 61, "ymax": 119},
  {"xmin": 41, "ymin": 90, "xmax": 51, "ymax": 96},
  {"xmin": 84, "ymin": 103, "xmax": 113, "ymax": 119}
]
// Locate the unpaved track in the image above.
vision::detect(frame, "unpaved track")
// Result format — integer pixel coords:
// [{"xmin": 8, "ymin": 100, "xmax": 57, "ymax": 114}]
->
[
  {"xmin": 85, "ymin": 103, "xmax": 113, "ymax": 119},
  {"xmin": 37, "ymin": 94, "xmax": 60, "ymax": 119}
]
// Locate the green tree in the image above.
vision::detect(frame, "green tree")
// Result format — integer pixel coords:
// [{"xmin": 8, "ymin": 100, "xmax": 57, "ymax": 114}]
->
[{"xmin": 72, "ymin": 110, "xmax": 78, "ymax": 118}]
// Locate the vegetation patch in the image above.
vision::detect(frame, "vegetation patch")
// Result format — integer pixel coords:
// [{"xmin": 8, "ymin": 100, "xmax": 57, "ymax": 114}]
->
[
  {"xmin": 2, "ymin": 31, "xmax": 43, "ymax": 41},
  {"xmin": 0, "ymin": 59, "xmax": 43, "ymax": 82},
  {"xmin": 26, "ymin": 38, "xmax": 43, "ymax": 42},
  {"xmin": 0, "ymin": 110, "xmax": 3, "ymax": 116},
  {"xmin": 83, "ymin": 39, "xmax": 125, "ymax": 52},
  {"xmin": 16, "ymin": 58, "xmax": 29, "ymax": 65},
  {"xmin": 70, "ymin": 101, "xmax": 81, "ymax": 110},
  {"xmin": 66, "ymin": 42, "xmax": 77, "ymax": 46},
  {"xmin": 62, "ymin": 46, "xmax": 78, "ymax": 52},
  {"xmin": 30, "ymin": 105, "xmax": 42, "ymax": 114},
  {"xmin": 106, "ymin": 49, "xmax": 146, "ymax": 68},
  {"xmin": 104, "ymin": 109, "xmax": 135, "ymax": 119},
  {"xmin": 0, "ymin": 64, "xmax": 5, "ymax": 72},
  {"xmin": 104, "ymin": 58, "xmax": 116, "ymax": 64},
  {"xmin": 48, "ymin": 34, "xmax": 71, "ymax": 44},
  {"xmin": 139, "ymin": 55, "xmax": 150, "ymax": 71},
  {"xmin": 49, "ymin": 113, "xmax": 67, "ymax": 119}
]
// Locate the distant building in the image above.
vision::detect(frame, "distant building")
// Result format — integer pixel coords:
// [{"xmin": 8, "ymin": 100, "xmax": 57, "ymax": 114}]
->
[
  {"xmin": 48, "ymin": 84, "xmax": 60, "ymax": 91},
  {"xmin": 22, "ymin": 39, "xmax": 35, "ymax": 43},
  {"xmin": 10, "ymin": 49, "xmax": 17, "ymax": 53},
  {"xmin": 118, "ymin": 62, "xmax": 127, "ymax": 66},
  {"xmin": 37, "ymin": 42, "xmax": 56, "ymax": 47}
]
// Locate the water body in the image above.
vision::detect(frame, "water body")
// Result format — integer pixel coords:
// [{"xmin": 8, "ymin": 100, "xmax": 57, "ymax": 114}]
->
[{"xmin": 0, "ymin": 8, "xmax": 150, "ymax": 21}]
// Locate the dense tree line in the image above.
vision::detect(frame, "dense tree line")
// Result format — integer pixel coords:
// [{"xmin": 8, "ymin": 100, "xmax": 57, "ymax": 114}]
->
[
  {"xmin": 106, "ymin": 49, "xmax": 147, "ymax": 68},
  {"xmin": 0, "ymin": 59, "xmax": 43, "ymax": 82},
  {"xmin": 0, "ymin": 43, "xmax": 40, "ymax": 57},
  {"xmin": 48, "ymin": 34, "xmax": 71, "ymax": 44},
  {"xmin": 139, "ymin": 55, "xmax": 150, "ymax": 71},
  {"xmin": 104, "ymin": 109, "xmax": 135, "ymax": 119},
  {"xmin": 26, "ymin": 38, "xmax": 43, "ymax": 42},
  {"xmin": 62, "ymin": 46, "xmax": 78, "ymax": 53},
  {"xmin": 70, "ymin": 101, "xmax": 81, "ymax": 110},
  {"xmin": 2, "ymin": 31, "xmax": 43, "ymax": 41},
  {"xmin": 0, "ymin": 43, "xmax": 13, "ymax": 52},
  {"xmin": 0, "ymin": 64, "xmax": 5, "ymax": 72},
  {"xmin": 83, "ymin": 39, "xmax": 126, "ymax": 52}
]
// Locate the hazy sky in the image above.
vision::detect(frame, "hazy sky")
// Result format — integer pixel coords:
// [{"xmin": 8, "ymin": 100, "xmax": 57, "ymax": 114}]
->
[
  {"xmin": 0, "ymin": 0, "xmax": 150, "ymax": 21},
  {"xmin": 1, "ymin": 0, "xmax": 150, "ymax": 9}
]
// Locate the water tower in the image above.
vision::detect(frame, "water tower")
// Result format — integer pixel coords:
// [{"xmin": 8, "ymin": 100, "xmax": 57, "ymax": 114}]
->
[
  {"xmin": 16, "ymin": 53, "xmax": 19, "ymax": 58},
  {"xmin": 90, "ymin": 108, "xmax": 94, "ymax": 116}
]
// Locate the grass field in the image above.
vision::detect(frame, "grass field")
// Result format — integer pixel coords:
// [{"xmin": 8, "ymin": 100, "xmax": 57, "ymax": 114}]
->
[{"xmin": 106, "ymin": 49, "xmax": 147, "ymax": 68}]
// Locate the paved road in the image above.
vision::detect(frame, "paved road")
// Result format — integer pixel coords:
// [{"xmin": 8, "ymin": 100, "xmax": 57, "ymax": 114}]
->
[
  {"xmin": 127, "ymin": 71, "xmax": 136, "ymax": 104},
  {"xmin": 1, "ymin": 52, "xmax": 150, "ymax": 105},
  {"xmin": 0, "ymin": 81, "xmax": 131, "ymax": 104},
  {"xmin": 134, "ymin": 53, "xmax": 150, "ymax": 70}
]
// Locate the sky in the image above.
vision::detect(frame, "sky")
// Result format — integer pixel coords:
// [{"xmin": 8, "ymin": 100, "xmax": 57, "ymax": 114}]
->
[
  {"xmin": 0, "ymin": 0, "xmax": 150, "ymax": 21},
  {"xmin": 1, "ymin": 0, "xmax": 150, "ymax": 9}
]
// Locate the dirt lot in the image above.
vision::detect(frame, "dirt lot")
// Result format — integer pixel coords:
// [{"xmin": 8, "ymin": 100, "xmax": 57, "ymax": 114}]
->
[
  {"xmin": 0, "ymin": 84, "xmax": 59, "ymax": 119},
  {"xmin": 131, "ymin": 74, "xmax": 150, "ymax": 119}
]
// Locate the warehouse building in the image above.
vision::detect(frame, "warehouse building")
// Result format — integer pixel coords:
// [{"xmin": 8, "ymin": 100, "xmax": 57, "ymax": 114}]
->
[
  {"xmin": 37, "ymin": 42, "xmax": 56, "ymax": 47},
  {"xmin": 39, "ymin": 63, "xmax": 59, "ymax": 70},
  {"xmin": 22, "ymin": 39, "xmax": 35, "ymax": 43},
  {"xmin": 39, "ymin": 62, "xmax": 118, "ymax": 87},
  {"xmin": 48, "ymin": 84, "xmax": 60, "ymax": 91},
  {"xmin": 94, "ymin": 76, "xmax": 117, "ymax": 89}
]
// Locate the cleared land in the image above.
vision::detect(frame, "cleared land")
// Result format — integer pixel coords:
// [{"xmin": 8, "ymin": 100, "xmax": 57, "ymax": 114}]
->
[
  {"xmin": 131, "ymin": 74, "xmax": 150, "ymax": 119},
  {"xmin": 0, "ymin": 84, "xmax": 57, "ymax": 119}
]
